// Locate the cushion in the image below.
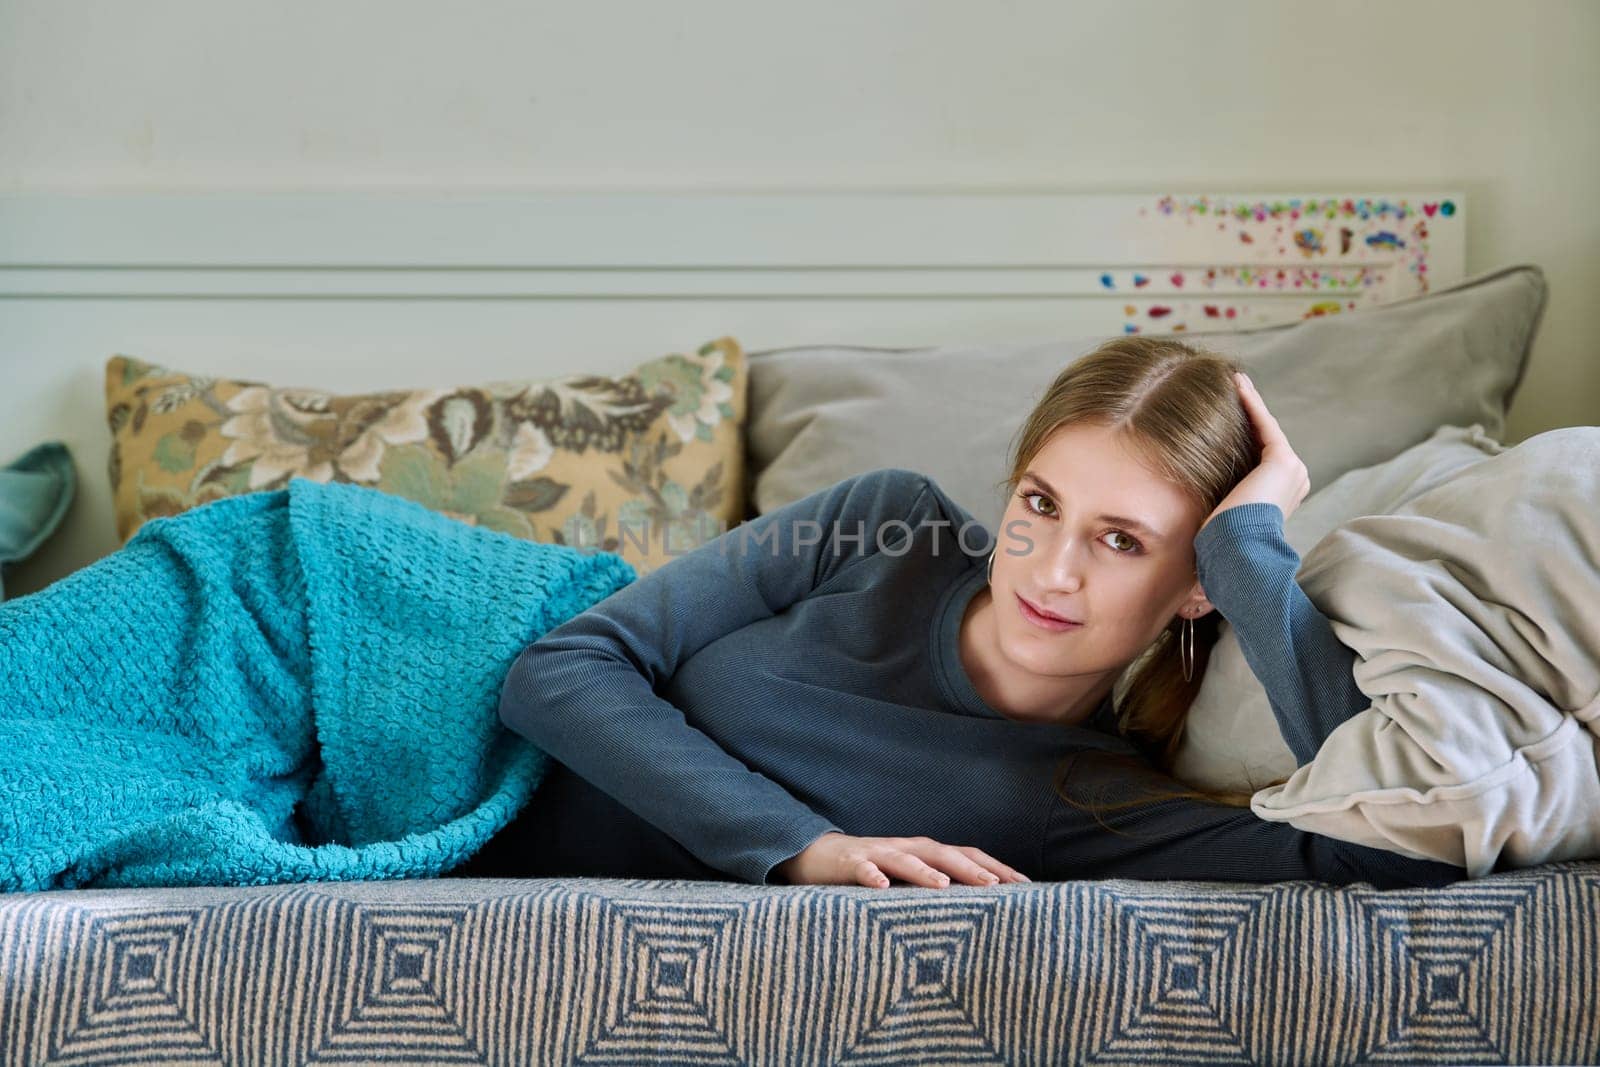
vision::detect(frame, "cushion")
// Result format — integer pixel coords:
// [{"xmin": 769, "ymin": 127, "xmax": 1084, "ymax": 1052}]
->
[
  {"xmin": 744, "ymin": 264, "xmax": 1547, "ymax": 531},
  {"xmin": 1168, "ymin": 423, "xmax": 1509, "ymax": 793},
  {"xmin": 103, "ymin": 337, "xmax": 747, "ymax": 576},
  {"xmin": 0, "ymin": 441, "xmax": 77, "ymax": 602},
  {"xmin": 1252, "ymin": 426, "xmax": 1600, "ymax": 877}
]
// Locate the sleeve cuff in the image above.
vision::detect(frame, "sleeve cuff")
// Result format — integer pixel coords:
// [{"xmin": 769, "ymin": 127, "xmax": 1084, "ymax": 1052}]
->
[
  {"xmin": 1197, "ymin": 502, "xmax": 1285, "ymax": 542},
  {"xmin": 757, "ymin": 818, "xmax": 845, "ymax": 885},
  {"xmin": 1192, "ymin": 502, "xmax": 1297, "ymax": 603}
]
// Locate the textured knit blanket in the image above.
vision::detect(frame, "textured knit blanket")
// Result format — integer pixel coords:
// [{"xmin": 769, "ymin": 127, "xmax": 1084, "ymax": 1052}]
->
[{"xmin": 0, "ymin": 478, "xmax": 636, "ymax": 892}]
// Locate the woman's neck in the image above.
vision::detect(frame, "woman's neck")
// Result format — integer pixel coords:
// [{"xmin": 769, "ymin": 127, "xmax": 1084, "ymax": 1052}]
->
[{"xmin": 959, "ymin": 585, "xmax": 1117, "ymax": 726}]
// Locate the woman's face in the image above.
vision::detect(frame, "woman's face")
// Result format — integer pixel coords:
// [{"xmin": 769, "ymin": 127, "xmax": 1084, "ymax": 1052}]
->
[{"xmin": 989, "ymin": 422, "xmax": 1215, "ymax": 684}]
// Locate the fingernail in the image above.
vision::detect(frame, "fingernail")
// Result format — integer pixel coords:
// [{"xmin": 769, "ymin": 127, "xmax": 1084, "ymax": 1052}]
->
[{"xmin": 983, "ymin": 874, "xmax": 998, "ymax": 884}]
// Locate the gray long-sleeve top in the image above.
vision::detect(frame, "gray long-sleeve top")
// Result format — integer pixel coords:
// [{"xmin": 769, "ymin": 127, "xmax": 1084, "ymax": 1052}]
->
[{"xmin": 478, "ymin": 467, "xmax": 1466, "ymax": 890}]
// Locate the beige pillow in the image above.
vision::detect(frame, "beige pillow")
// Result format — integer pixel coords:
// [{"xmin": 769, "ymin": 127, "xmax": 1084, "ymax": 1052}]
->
[
  {"xmin": 1249, "ymin": 426, "xmax": 1600, "ymax": 875},
  {"xmin": 104, "ymin": 337, "xmax": 748, "ymax": 576},
  {"xmin": 1169, "ymin": 424, "xmax": 1509, "ymax": 794}
]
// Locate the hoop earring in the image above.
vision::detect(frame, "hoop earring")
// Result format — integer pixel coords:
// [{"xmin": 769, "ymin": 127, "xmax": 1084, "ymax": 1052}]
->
[
  {"xmin": 1180, "ymin": 613, "xmax": 1195, "ymax": 682},
  {"xmin": 986, "ymin": 548, "xmax": 996, "ymax": 585}
]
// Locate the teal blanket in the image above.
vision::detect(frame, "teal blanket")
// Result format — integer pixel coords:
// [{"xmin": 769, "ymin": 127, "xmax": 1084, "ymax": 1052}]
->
[{"xmin": 0, "ymin": 478, "xmax": 636, "ymax": 892}]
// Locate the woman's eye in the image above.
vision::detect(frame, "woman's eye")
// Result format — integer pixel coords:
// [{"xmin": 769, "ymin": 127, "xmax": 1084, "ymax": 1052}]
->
[
  {"xmin": 1104, "ymin": 531, "xmax": 1142, "ymax": 554},
  {"xmin": 1020, "ymin": 490, "xmax": 1055, "ymax": 516}
]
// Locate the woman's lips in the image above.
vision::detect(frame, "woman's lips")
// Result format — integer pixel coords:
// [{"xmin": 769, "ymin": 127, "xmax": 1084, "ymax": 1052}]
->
[{"xmin": 1016, "ymin": 593, "xmax": 1083, "ymax": 632}]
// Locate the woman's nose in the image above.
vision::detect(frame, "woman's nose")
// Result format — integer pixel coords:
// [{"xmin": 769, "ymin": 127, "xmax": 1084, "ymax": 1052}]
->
[{"xmin": 1040, "ymin": 535, "xmax": 1088, "ymax": 590}]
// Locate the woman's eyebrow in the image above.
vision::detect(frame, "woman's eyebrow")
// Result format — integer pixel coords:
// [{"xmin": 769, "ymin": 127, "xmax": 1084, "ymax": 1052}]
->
[{"xmin": 1020, "ymin": 471, "xmax": 1167, "ymax": 543}]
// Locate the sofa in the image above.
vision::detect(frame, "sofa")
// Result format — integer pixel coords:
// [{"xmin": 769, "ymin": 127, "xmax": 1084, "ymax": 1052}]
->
[{"xmin": 4, "ymin": 263, "xmax": 1598, "ymax": 1066}]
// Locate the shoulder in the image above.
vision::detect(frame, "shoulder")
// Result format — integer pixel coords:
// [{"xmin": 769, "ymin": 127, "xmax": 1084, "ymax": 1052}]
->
[
  {"xmin": 838, "ymin": 467, "xmax": 977, "ymax": 526},
  {"xmin": 843, "ymin": 466, "xmax": 934, "ymax": 495},
  {"xmin": 772, "ymin": 468, "xmax": 985, "ymax": 548},
  {"xmin": 810, "ymin": 466, "xmax": 936, "ymax": 517}
]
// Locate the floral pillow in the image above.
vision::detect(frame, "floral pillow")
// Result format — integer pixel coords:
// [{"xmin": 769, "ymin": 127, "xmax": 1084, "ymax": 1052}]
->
[{"xmin": 104, "ymin": 337, "xmax": 747, "ymax": 576}]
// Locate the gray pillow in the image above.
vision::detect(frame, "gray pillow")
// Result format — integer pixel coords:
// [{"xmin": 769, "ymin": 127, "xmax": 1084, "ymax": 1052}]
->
[
  {"xmin": 1167, "ymin": 423, "xmax": 1508, "ymax": 793},
  {"xmin": 745, "ymin": 264, "xmax": 1547, "ymax": 531}
]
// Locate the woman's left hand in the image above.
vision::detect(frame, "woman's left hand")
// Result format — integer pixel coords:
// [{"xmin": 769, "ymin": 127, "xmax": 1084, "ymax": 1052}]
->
[{"xmin": 1199, "ymin": 372, "xmax": 1311, "ymax": 533}]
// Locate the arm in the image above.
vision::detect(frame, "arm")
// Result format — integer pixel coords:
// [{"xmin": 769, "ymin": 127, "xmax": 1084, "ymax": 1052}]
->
[
  {"xmin": 1042, "ymin": 753, "xmax": 1467, "ymax": 889},
  {"xmin": 497, "ymin": 466, "xmax": 934, "ymax": 885},
  {"xmin": 1192, "ymin": 502, "xmax": 1369, "ymax": 766}
]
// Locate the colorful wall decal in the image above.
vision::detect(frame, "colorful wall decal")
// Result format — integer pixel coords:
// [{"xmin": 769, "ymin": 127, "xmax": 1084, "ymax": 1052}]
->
[{"xmin": 1106, "ymin": 192, "xmax": 1463, "ymax": 333}]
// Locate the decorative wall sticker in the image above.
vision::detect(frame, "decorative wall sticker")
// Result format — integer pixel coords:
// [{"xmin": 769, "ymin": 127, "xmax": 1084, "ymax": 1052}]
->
[
  {"xmin": 1113, "ymin": 193, "xmax": 1461, "ymax": 331},
  {"xmin": 1294, "ymin": 229, "xmax": 1325, "ymax": 256}
]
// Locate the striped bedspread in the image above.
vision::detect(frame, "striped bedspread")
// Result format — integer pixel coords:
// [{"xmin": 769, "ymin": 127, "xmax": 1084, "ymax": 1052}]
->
[{"xmin": 2, "ymin": 861, "xmax": 1596, "ymax": 1066}]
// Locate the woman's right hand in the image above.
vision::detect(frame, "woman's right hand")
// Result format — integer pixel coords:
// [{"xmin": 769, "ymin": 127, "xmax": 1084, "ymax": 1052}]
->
[{"xmin": 774, "ymin": 831, "xmax": 1032, "ymax": 888}]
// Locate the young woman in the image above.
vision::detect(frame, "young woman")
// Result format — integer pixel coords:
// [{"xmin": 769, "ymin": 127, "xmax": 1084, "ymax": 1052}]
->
[{"xmin": 458, "ymin": 337, "xmax": 1468, "ymax": 891}]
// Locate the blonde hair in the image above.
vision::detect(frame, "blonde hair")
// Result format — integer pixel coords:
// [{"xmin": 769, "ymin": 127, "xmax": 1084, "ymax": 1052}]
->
[{"xmin": 993, "ymin": 336, "xmax": 1291, "ymax": 830}]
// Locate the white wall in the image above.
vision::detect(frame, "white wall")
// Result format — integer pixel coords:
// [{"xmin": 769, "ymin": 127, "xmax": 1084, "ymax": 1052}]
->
[{"xmin": 2, "ymin": 0, "xmax": 1595, "ymax": 438}]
